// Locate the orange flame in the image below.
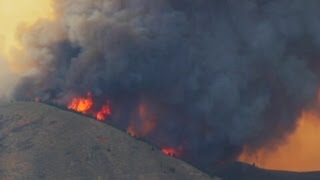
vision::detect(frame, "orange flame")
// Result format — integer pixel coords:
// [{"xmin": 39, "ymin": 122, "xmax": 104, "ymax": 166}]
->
[
  {"xmin": 96, "ymin": 103, "xmax": 112, "ymax": 121},
  {"xmin": 68, "ymin": 92, "xmax": 94, "ymax": 114},
  {"xmin": 67, "ymin": 92, "xmax": 112, "ymax": 121},
  {"xmin": 239, "ymin": 111, "xmax": 320, "ymax": 171}
]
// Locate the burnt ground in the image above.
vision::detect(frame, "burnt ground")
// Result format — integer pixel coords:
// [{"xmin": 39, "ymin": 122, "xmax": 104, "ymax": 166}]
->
[{"xmin": 0, "ymin": 102, "xmax": 217, "ymax": 180}]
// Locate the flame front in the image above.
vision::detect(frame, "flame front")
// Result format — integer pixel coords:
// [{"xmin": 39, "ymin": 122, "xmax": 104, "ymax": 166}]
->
[
  {"xmin": 68, "ymin": 92, "xmax": 93, "ymax": 114},
  {"xmin": 68, "ymin": 92, "xmax": 111, "ymax": 121}
]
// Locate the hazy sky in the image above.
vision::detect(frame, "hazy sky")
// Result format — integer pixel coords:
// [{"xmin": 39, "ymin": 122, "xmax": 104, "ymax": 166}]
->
[{"xmin": 0, "ymin": 0, "xmax": 53, "ymax": 99}]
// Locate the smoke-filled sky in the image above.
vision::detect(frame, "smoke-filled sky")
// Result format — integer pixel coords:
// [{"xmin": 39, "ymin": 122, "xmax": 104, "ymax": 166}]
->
[
  {"xmin": 3, "ymin": 0, "xmax": 320, "ymax": 169},
  {"xmin": 0, "ymin": 0, "xmax": 53, "ymax": 99}
]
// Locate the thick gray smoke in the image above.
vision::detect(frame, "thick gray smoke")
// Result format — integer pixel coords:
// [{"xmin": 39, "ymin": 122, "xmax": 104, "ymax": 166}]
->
[{"xmin": 14, "ymin": 0, "xmax": 320, "ymax": 168}]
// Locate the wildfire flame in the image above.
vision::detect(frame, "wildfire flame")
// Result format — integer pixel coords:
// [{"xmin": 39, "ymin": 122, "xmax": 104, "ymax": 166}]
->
[
  {"xmin": 96, "ymin": 103, "xmax": 112, "ymax": 121},
  {"xmin": 68, "ymin": 92, "xmax": 93, "ymax": 114},
  {"xmin": 161, "ymin": 147, "xmax": 183, "ymax": 157},
  {"xmin": 68, "ymin": 92, "xmax": 111, "ymax": 121},
  {"xmin": 67, "ymin": 93, "xmax": 185, "ymax": 159}
]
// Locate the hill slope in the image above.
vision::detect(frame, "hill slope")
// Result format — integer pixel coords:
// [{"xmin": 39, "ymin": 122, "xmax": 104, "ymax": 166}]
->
[
  {"xmin": 0, "ymin": 102, "xmax": 216, "ymax": 180},
  {"xmin": 213, "ymin": 162, "xmax": 320, "ymax": 180}
]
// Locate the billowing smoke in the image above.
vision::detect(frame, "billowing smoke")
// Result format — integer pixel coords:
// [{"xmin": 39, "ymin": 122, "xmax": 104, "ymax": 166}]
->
[
  {"xmin": 0, "ymin": 57, "xmax": 18, "ymax": 101},
  {"xmin": 13, "ymin": 0, "xmax": 320, "ymax": 169},
  {"xmin": 0, "ymin": 37, "xmax": 12, "ymax": 99}
]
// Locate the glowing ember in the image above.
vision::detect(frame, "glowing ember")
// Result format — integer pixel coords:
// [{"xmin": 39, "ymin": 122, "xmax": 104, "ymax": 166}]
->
[
  {"xmin": 239, "ymin": 111, "xmax": 320, "ymax": 172},
  {"xmin": 68, "ymin": 92, "xmax": 93, "ymax": 114},
  {"xmin": 161, "ymin": 147, "xmax": 182, "ymax": 157},
  {"xmin": 96, "ymin": 103, "xmax": 112, "ymax": 121}
]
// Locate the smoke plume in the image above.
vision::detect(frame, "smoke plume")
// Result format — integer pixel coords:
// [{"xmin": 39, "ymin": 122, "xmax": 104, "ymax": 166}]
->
[
  {"xmin": 13, "ymin": 0, "xmax": 320, "ymax": 168},
  {"xmin": 0, "ymin": 53, "xmax": 22, "ymax": 101}
]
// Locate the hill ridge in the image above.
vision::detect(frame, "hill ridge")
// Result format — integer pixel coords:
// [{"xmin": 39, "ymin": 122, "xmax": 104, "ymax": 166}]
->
[{"xmin": 0, "ymin": 102, "xmax": 217, "ymax": 180}]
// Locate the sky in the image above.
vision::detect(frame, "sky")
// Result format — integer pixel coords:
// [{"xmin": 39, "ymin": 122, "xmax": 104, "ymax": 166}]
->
[{"xmin": 0, "ymin": 0, "xmax": 53, "ymax": 99}]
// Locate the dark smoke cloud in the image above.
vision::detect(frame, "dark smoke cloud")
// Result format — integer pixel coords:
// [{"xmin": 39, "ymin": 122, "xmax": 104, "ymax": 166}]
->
[{"xmin": 14, "ymin": 0, "xmax": 320, "ymax": 168}]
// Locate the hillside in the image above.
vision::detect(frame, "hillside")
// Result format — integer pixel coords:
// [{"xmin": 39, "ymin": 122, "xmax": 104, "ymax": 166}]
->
[
  {"xmin": 0, "ymin": 102, "xmax": 216, "ymax": 180},
  {"xmin": 213, "ymin": 162, "xmax": 320, "ymax": 180}
]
